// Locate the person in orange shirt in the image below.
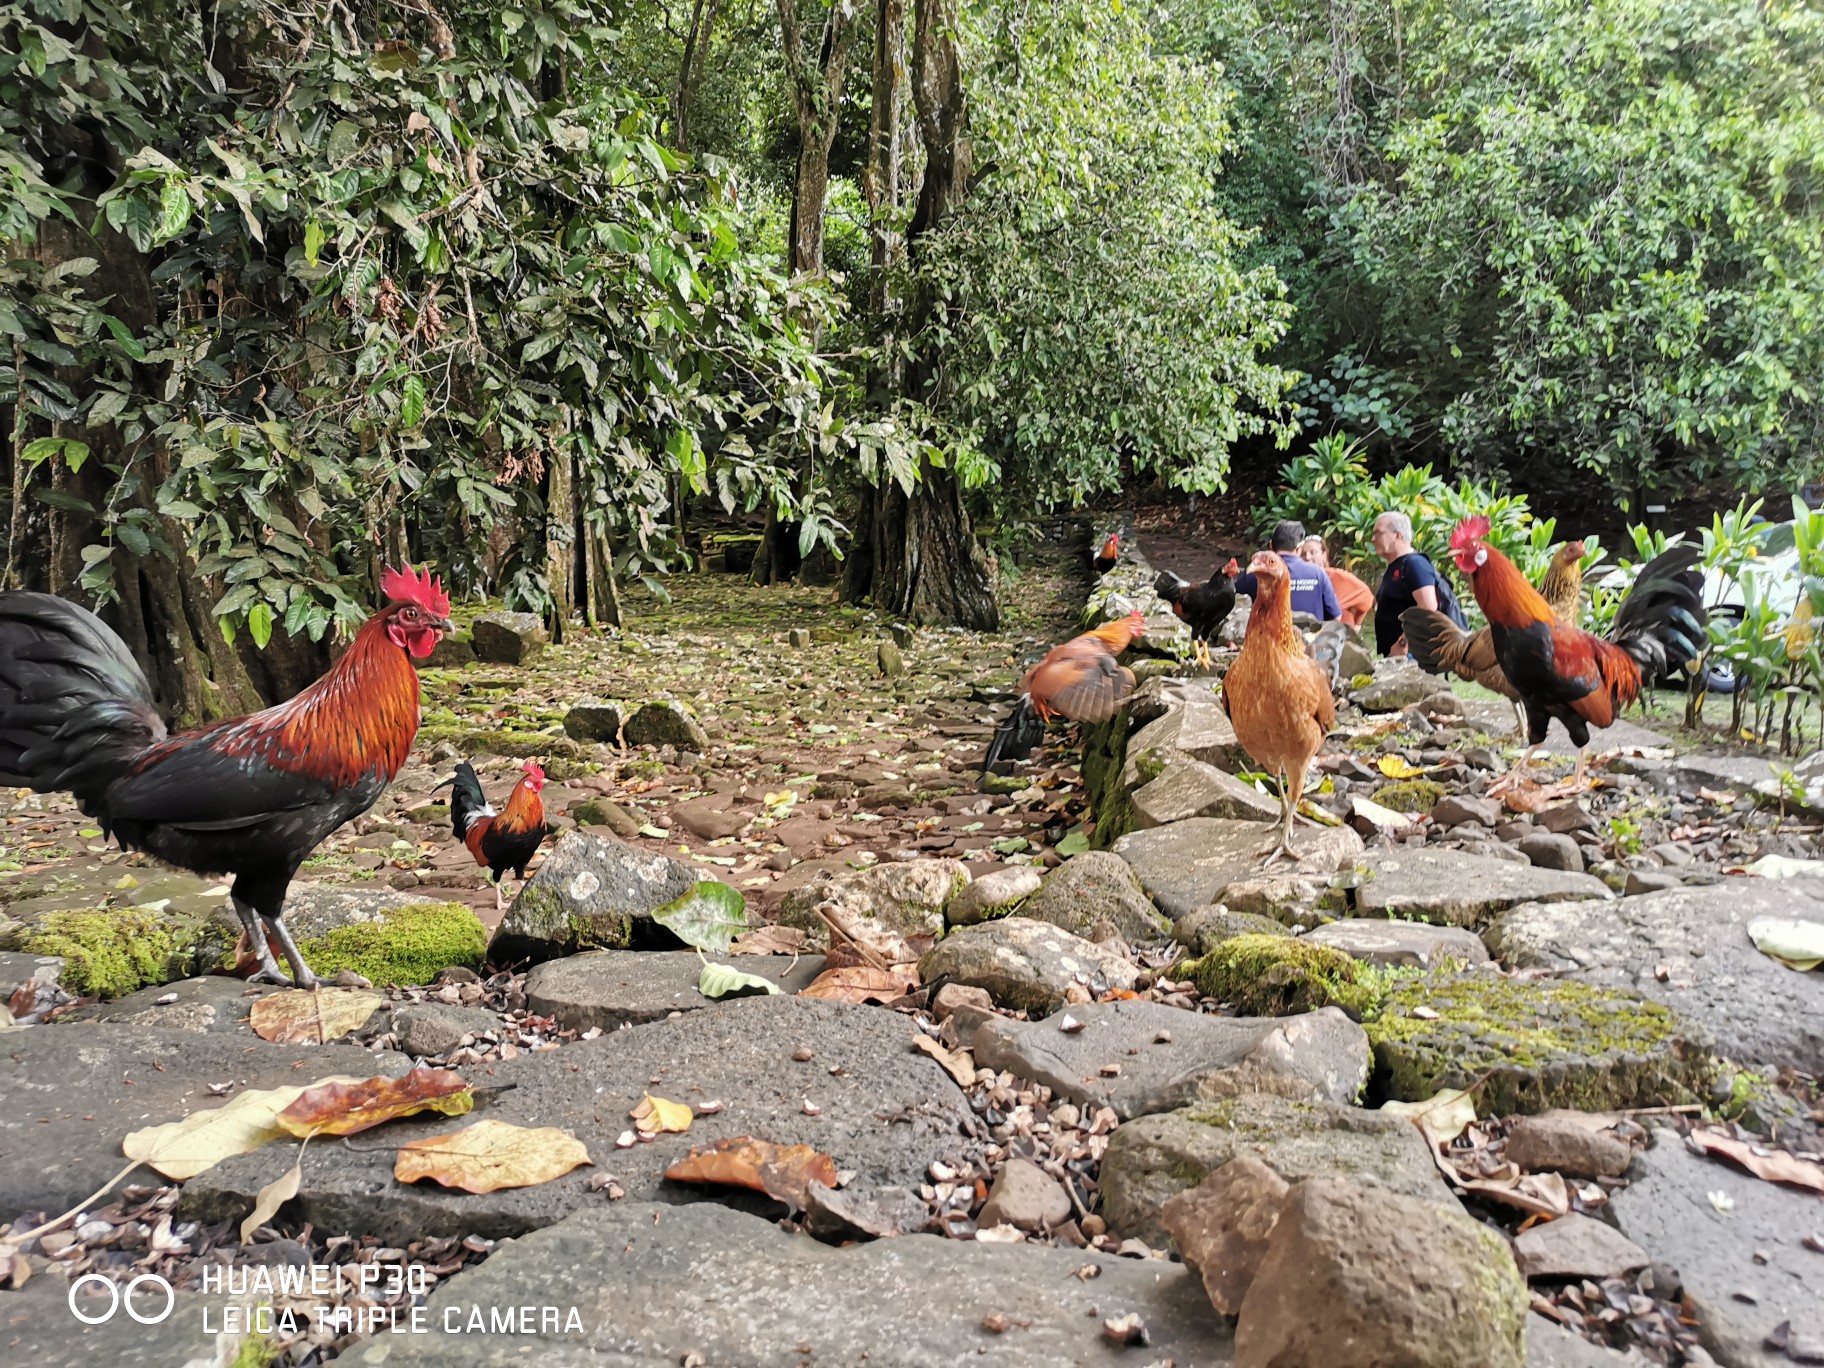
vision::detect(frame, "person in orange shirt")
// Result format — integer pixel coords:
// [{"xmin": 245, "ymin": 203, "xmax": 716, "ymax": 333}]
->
[{"xmin": 1300, "ymin": 535, "xmax": 1375, "ymax": 629}]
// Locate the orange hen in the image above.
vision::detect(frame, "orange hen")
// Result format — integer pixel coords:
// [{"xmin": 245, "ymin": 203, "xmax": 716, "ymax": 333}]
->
[
  {"xmin": 1221, "ymin": 552, "xmax": 1335, "ymax": 862},
  {"xmin": 983, "ymin": 611, "xmax": 1147, "ymax": 771}
]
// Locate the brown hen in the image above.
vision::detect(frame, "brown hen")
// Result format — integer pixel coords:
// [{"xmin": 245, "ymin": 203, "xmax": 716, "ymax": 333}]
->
[{"xmin": 1221, "ymin": 553, "xmax": 1334, "ymax": 862}]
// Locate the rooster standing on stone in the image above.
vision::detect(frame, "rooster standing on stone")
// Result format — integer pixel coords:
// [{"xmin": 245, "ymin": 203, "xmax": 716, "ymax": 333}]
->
[
  {"xmin": 444, "ymin": 759, "xmax": 549, "ymax": 910},
  {"xmin": 1154, "ymin": 560, "xmax": 1238, "ymax": 670},
  {"xmin": 0, "ymin": 565, "xmax": 453, "ymax": 988}
]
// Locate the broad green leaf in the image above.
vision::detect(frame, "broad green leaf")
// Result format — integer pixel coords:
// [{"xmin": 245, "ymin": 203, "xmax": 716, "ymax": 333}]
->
[
  {"xmin": 651, "ymin": 880, "xmax": 747, "ymax": 954},
  {"xmin": 698, "ymin": 961, "xmax": 780, "ymax": 1000},
  {"xmin": 248, "ymin": 602, "xmax": 274, "ymax": 649}
]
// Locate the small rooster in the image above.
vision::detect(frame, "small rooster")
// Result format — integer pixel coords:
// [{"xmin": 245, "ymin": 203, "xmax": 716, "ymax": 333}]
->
[
  {"xmin": 1221, "ymin": 552, "xmax": 1335, "ymax": 862},
  {"xmin": 1154, "ymin": 559, "xmax": 1239, "ymax": 669},
  {"xmin": 983, "ymin": 611, "xmax": 1147, "ymax": 771},
  {"xmin": 1092, "ymin": 530, "xmax": 1122, "ymax": 576},
  {"xmin": 444, "ymin": 759, "xmax": 550, "ymax": 909},
  {"xmin": 1402, "ymin": 540, "xmax": 1588, "ymax": 734},
  {"xmin": 0, "ymin": 565, "xmax": 453, "ymax": 988},
  {"xmin": 1447, "ymin": 518, "xmax": 1706, "ymax": 789}
]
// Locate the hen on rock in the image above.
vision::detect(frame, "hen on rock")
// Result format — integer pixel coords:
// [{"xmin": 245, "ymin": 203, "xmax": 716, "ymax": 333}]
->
[{"xmin": 1221, "ymin": 552, "xmax": 1335, "ymax": 863}]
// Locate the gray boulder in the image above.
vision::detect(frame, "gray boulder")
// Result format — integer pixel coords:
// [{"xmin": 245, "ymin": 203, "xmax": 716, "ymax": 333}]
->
[
  {"xmin": 1132, "ymin": 758, "xmax": 1281, "ymax": 827},
  {"xmin": 524, "ymin": 950, "xmax": 825, "ymax": 1030},
  {"xmin": 1487, "ymin": 878, "xmax": 1824, "ymax": 1073},
  {"xmin": 471, "ymin": 610, "xmax": 548, "ymax": 664},
  {"xmin": 623, "ymin": 701, "xmax": 710, "ymax": 750},
  {"xmin": 1116, "ymin": 818, "xmax": 1363, "ymax": 918},
  {"xmin": 1019, "ymin": 851, "xmax": 1168, "ymax": 941},
  {"xmin": 1100, "ymin": 1092, "xmax": 1451, "ymax": 1247},
  {"xmin": 1304, "ymin": 919, "xmax": 1489, "ymax": 969},
  {"xmin": 945, "ymin": 867, "xmax": 1043, "ymax": 926},
  {"xmin": 972, "ymin": 1000, "xmax": 1370, "ymax": 1119},
  {"xmin": 490, "ymin": 829, "xmax": 702, "ymax": 966},
  {"xmin": 561, "ymin": 699, "xmax": 624, "ymax": 743},
  {"xmin": 1346, "ymin": 846, "xmax": 1610, "ymax": 928},
  {"xmin": 335, "ymin": 1201, "xmax": 1233, "ymax": 1368},
  {"xmin": 778, "ymin": 859, "xmax": 970, "ymax": 949},
  {"xmin": 918, "ymin": 916, "xmax": 1138, "ymax": 1015}
]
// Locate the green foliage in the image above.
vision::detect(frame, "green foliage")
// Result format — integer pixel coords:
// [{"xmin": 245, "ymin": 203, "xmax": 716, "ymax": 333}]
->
[
  {"xmin": 3, "ymin": 0, "xmax": 841, "ymax": 645},
  {"xmin": 901, "ymin": 0, "xmax": 1299, "ymax": 510}
]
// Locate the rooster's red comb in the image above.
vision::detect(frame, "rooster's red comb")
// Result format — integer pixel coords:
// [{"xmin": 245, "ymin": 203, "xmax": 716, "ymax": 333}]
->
[
  {"xmin": 381, "ymin": 563, "xmax": 451, "ymax": 617},
  {"xmin": 1450, "ymin": 517, "xmax": 1492, "ymax": 553}
]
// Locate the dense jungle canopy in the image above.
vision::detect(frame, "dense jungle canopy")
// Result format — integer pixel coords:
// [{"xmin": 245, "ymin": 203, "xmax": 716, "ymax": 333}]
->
[{"xmin": 3, "ymin": 0, "xmax": 1821, "ymax": 717}]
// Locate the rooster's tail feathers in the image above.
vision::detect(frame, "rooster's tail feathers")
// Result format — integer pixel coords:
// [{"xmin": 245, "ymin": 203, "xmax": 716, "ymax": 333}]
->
[
  {"xmin": 983, "ymin": 695, "xmax": 1047, "ymax": 773},
  {"xmin": 442, "ymin": 760, "xmax": 494, "ymax": 837},
  {"xmin": 1400, "ymin": 607, "xmax": 1477, "ymax": 678},
  {"xmin": 0, "ymin": 591, "xmax": 163, "ymax": 805},
  {"xmin": 1152, "ymin": 571, "xmax": 1189, "ymax": 604},
  {"xmin": 1611, "ymin": 546, "xmax": 1708, "ymax": 675}
]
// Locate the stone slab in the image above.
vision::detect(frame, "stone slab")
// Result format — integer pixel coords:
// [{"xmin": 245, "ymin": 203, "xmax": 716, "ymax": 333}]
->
[
  {"xmin": 1348, "ymin": 846, "xmax": 1611, "ymax": 927},
  {"xmin": 1114, "ymin": 818, "xmax": 1364, "ymax": 918},
  {"xmin": 524, "ymin": 951, "xmax": 827, "ymax": 1030}
]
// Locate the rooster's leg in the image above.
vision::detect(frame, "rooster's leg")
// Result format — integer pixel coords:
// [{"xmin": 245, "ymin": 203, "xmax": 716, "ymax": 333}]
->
[
  {"xmin": 1488, "ymin": 745, "xmax": 1541, "ymax": 796},
  {"xmin": 1570, "ymin": 747, "xmax": 1590, "ymax": 791},
  {"xmin": 233, "ymin": 899, "xmax": 291, "ymax": 987},
  {"xmin": 264, "ymin": 915, "xmax": 319, "ymax": 991},
  {"xmin": 494, "ymin": 877, "xmax": 505, "ymax": 912}
]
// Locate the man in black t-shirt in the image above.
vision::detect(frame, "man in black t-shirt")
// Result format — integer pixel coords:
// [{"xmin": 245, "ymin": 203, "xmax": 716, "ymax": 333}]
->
[{"xmin": 1371, "ymin": 511, "xmax": 1441, "ymax": 655}]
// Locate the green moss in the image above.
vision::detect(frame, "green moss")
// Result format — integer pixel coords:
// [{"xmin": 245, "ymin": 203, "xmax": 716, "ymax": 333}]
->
[
  {"xmin": 622, "ymin": 759, "xmax": 666, "ymax": 780},
  {"xmin": 229, "ymin": 1325, "xmax": 277, "ymax": 1368},
  {"xmin": 1370, "ymin": 779, "xmax": 1446, "ymax": 812},
  {"xmin": 21, "ymin": 904, "xmax": 185, "ymax": 999},
  {"xmin": 414, "ymin": 726, "xmax": 581, "ymax": 761},
  {"xmin": 568, "ymin": 906, "xmax": 634, "ymax": 951},
  {"xmin": 294, "ymin": 902, "xmax": 486, "ymax": 986},
  {"xmin": 1366, "ymin": 972, "xmax": 1714, "ymax": 1114},
  {"xmin": 1132, "ymin": 748, "xmax": 1166, "ymax": 785},
  {"xmin": 1350, "ymin": 673, "xmax": 1374, "ymax": 690},
  {"xmin": 1177, "ymin": 932, "xmax": 1381, "ymax": 1018}
]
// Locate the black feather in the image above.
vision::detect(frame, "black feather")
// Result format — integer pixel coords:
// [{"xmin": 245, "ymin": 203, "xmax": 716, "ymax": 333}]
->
[
  {"xmin": 982, "ymin": 695, "xmax": 1047, "ymax": 772},
  {"xmin": 444, "ymin": 760, "xmax": 491, "ymax": 838},
  {"xmin": 0, "ymin": 591, "xmax": 164, "ymax": 812},
  {"xmin": 1610, "ymin": 546, "xmax": 1709, "ymax": 675}
]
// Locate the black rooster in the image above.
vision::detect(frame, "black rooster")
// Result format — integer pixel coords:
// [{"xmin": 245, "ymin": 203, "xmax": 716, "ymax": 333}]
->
[{"xmin": 1154, "ymin": 560, "xmax": 1239, "ymax": 669}]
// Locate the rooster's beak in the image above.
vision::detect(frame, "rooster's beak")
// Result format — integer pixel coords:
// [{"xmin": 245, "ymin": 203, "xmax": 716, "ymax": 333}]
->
[{"xmin": 436, "ymin": 618, "xmax": 456, "ymax": 635}]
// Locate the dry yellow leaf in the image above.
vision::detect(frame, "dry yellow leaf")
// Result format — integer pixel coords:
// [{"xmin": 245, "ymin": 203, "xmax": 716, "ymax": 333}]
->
[
  {"xmin": 1787, "ymin": 599, "xmax": 1816, "ymax": 661},
  {"xmin": 631, "ymin": 1093, "xmax": 693, "ymax": 1136},
  {"xmin": 123, "ymin": 1077, "xmax": 363, "ymax": 1180},
  {"xmin": 1380, "ymin": 1088, "xmax": 1477, "ymax": 1148},
  {"xmin": 249, "ymin": 988, "xmax": 383, "ymax": 1044},
  {"xmin": 240, "ymin": 1145, "xmax": 305, "ymax": 1245},
  {"xmin": 394, "ymin": 1120, "xmax": 592, "ymax": 1193},
  {"xmin": 1376, "ymin": 755, "xmax": 1435, "ymax": 780}
]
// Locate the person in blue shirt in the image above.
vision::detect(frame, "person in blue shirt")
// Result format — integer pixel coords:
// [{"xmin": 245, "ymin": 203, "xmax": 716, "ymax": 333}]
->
[
  {"xmin": 1370, "ymin": 510, "xmax": 1441, "ymax": 655},
  {"xmin": 1232, "ymin": 521, "xmax": 1341, "ymax": 621}
]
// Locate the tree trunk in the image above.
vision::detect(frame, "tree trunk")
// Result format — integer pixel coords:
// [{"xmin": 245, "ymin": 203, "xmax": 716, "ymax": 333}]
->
[
  {"xmin": 545, "ymin": 445, "xmax": 574, "ymax": 642},
  {"xmin": 584, "ymin": 523, "xmax": 623, "ymax": 629},
  {"xmin": 751, "ymin": 506, "xmax": 804, "ymax": 585},
  {"xmin": 843, "ymin": 0, "xmax": 997, "ymax": 629},
  {"xmin": 865, "ymin": 0, "xmax": 907, "ymax": 313},
  {"xmin": 848, "ymin": 469, "xmax": 998, "ymax": 628},
  {"xmin": 673, "ymin": 0, "xmax": 724, "ymax": 154},
  {"xmin": 776, "ymin": 0, "xmax": 864, "ymax": 280}
]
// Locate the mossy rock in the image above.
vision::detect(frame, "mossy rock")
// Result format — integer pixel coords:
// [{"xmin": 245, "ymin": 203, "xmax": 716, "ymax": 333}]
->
[
  {"xmin": 1177, "ymin": 932, "xmax": 1379, "ymax": 1018},
  {"xmin": 293, "ymin": 901, "xmax": 486, "ymax": 986},
  {"xmin": 1172, "ymin": 906, "xmax": 1292, "ymax": 956},
  {"xmin": 415, "ymin": 725, "xmax": 581, "ymax": 762},
  {"xmin": 1370, "ymin": 779, "xmax": 1446, "ymax": 813},
  {"xmin": 16, "ymin": 904, "xmax": 195, "ymax": 999},
  {"xmin": 1366, "ymin": 972, "xmax": 1715, "ymax": 1115}
]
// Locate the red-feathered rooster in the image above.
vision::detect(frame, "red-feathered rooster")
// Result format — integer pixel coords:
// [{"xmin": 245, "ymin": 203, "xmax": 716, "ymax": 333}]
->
[
  {"xmin": 1155, "ymin": 558, "xmax": 1239, "ymax": 669},
  {"xmin": 1093, "ymin": 530, "xmax": 1122, "ymax": 576},
  {"xmin": 444, "ymin": 759, "xmax": 549, "ymax": 909},
  {"xmin": 1447, "ymin": 518, "xmax": 1706, "ymax": 789},
  {"xmin": 983, "ymin": 611, "xmax": 1147, "ymax": 771},
  {"xmin": 0, "ymin": 565, "xmax": 453, "ymax": 988}
]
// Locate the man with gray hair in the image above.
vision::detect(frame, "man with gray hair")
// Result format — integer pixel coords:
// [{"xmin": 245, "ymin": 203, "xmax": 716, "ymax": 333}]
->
[{"xmin": 1370, "ymin": 510, "xmax": 1443, "ymax": 655}]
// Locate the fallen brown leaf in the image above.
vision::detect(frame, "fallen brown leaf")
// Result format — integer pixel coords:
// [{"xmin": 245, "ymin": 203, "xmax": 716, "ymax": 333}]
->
[
  {"xmin": 240, "ymin": 1144, "xmax": 305, "ymax": 1244},
  {"xmin": 911, "ymin": 1034, "xmax": 975, "ymax": 1087},
  {"xmin": 248, "ymin": 988, "xmax": 383, "ymax": 1044},
  {"xmin": 275, "ymin": 1067, "xmax": 473, "ymax": 1138},
  {"xmin": 799, "ymin": 965, "xmax": 920, "ymax": 1005},
  {"xmin": 663, "ymin": 1136, "xmax": 838, "ymax": 1210},
  {"xmin": 1454, "ymin": 1170, "xmax": 1570, "ymax": 1218},
  {"xmin": 1691, "ymin": 1128, "xmax": 1824, "ymax": 1193},
  {"xmin": 729, "ymin": 925, "xmax": 809, "ymax": 956},
  {"xmin": 395, "ymin": 1120, "xmax": 592, "ymax": 1193}
]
